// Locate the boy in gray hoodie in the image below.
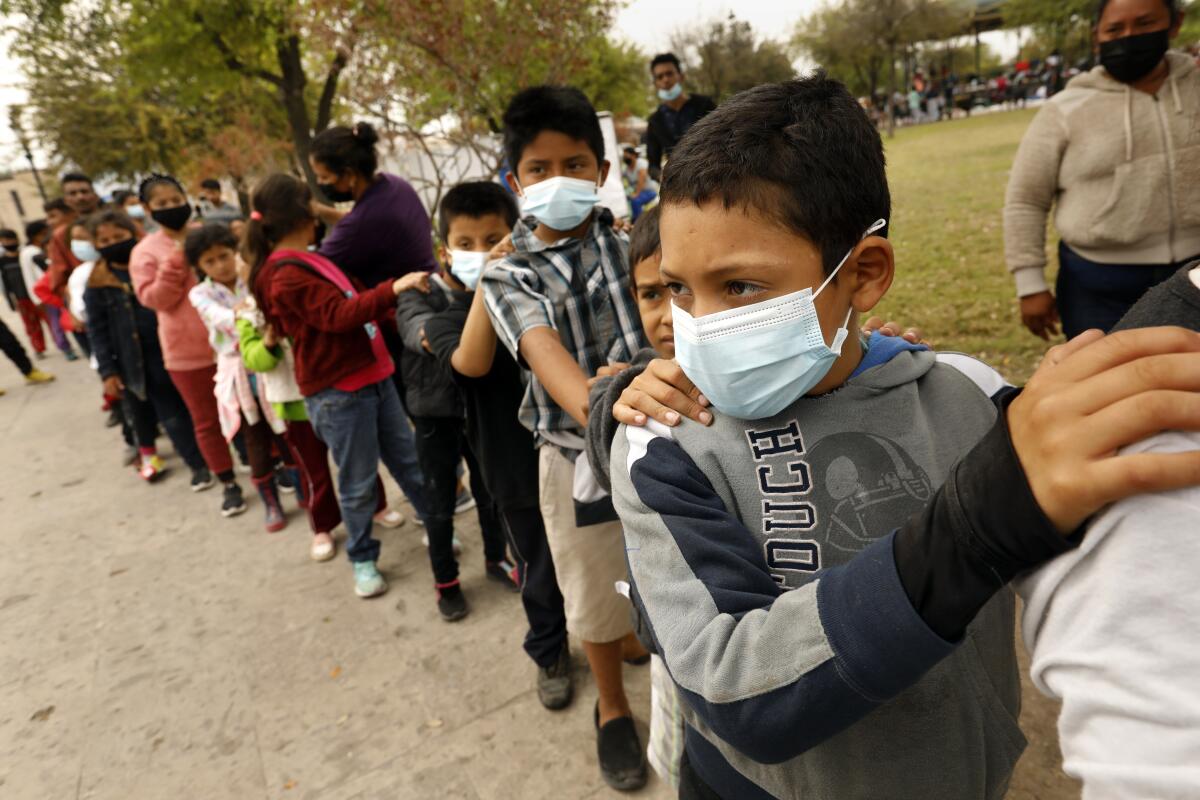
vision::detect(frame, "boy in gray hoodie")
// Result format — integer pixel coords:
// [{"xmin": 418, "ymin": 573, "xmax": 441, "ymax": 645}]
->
[{"xmin": 603, "ymin": 74, "xmax": 1200, "ymax": 800}]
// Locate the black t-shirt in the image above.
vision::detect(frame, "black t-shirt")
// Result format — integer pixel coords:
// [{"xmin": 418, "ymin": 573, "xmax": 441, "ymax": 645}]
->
[
  {"xmin": 423, "ymin": 292, "xmax": 539, "ymax": 511},
  {"xmin": 646, "ymin": 94, "xmax": 717, "ymax": 174},
  {"xmin": 1112, "ymin": 261, "xmax": 1200, "ymax": 334},
  {"xmin": 0, "ymin": 253, "xmax": 27, "ymax": 305}
]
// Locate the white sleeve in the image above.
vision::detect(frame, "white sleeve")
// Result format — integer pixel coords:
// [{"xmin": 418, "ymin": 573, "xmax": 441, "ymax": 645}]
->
[
  {"xmin": 935, "ymin": 352, "xmax": 1012, "ymax": 399},
  {"xmin": 1016, "ymin": 431, "xmax": 1200, "ymax": 799}
]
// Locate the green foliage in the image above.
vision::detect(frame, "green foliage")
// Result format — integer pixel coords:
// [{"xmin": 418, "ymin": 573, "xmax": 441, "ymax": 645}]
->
[
  {"xmin": 574, "ymin": 38, "xmax": 652, "ymax": 118},
  {"xmin": 670, "ymin": 14, "xmax": 796, "ymax": 102}
]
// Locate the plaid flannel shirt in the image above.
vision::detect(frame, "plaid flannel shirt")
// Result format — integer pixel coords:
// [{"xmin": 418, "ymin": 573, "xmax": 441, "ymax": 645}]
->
[{"xmin": 482, "ymin": 210, "xmax": 648, "ymax": 447}]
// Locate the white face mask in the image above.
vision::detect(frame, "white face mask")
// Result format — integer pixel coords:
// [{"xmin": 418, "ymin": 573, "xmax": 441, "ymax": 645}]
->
[
  {"xmin": 449, "ymin": 250, "xmax": 487, "ymax": 289},
  {"xmin": 515, "ymin": 176, "xmax": 601, "ymax": 231},
  {"xmin": 673, "ymin": 219, "xmax": 887, "ymax": 420}
]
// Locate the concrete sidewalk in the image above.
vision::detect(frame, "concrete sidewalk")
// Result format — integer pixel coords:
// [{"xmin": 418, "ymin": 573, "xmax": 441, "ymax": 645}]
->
[{"xmin": 0, "ymin": 306, "xmax": 1077, "ymax": 800}]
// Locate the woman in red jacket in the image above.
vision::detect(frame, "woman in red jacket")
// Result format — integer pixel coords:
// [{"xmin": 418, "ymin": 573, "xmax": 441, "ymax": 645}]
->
[{"xmin": 246, "ymin": 174, "xmax": 431, "ymax": 599}]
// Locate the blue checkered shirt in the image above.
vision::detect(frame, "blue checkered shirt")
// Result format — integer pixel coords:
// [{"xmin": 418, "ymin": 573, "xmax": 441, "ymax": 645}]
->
[{"xmin": 482, "ymin": 210, "xmax": 648, "ymax": 447}]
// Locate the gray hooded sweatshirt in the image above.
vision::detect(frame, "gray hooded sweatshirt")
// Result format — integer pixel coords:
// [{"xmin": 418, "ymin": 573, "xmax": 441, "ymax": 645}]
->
[
  {"xmin": 610, "ymin": 343, "xmax": 1024, "ymax": 799},
  {"xmin": 1004, "ymin": 51, "xmax": 1200, "ymax": 297}
]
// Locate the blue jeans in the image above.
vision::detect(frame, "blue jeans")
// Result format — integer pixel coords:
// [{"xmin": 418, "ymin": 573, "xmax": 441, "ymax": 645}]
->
[
  {"xmin": 305, "ymin": 380, "xmax": 430, "ymax": 563},
  {"xmin": 1056, "ymin": 242, "xmax": 1197, "ymax": 338}
]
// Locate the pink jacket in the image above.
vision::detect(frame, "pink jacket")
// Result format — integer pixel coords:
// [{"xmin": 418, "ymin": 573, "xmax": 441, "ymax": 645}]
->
[{"xmin": 129, "ymin": 230, "xmax": 214, "ymax": 372}]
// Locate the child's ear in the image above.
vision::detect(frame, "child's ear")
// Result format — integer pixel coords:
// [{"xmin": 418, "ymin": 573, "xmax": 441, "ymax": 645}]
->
[
  {"xmin": 504, "ymin": 171, "xmax": 522, "ymax": 196},
  {"xmin": 598, "ymin": 159, "xmax": 611, "ymax": 186},
  {"xmin": 848, "ymin": 236, "xmax": 895, "ymax": 314},
  {"xmin": 438, "ymin": 245, "xmax": 451, "ymax": 266}
]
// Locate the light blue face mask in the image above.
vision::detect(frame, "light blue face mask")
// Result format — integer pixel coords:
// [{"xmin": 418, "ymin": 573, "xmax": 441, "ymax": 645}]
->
[
  {"xmin": 517, "ymin": 176, "xmax": 601, "ymax": 231},
  {"xmin": 126, "ymin": 204, "xmax": 146, "ymax": 220},
  {"xmin": 70, "ymin": 239, "xmax": 100, "ymax": 263},
  {"xmin": 673, "ymin": 219, "xmax": 887, "ymax": 420},
  {"xmin": 657, "ymin": 83, "xmax": 683, "ymax": 102},
  {"xmin": 449, "ymin": 250, "xmax": 487, "ymax": 289}
]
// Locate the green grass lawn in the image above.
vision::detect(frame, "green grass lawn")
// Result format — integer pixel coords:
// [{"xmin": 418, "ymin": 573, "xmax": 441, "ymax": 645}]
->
[{"xmin": 877, "ymin": 108, "xmax": 1055, "ymax": 384}]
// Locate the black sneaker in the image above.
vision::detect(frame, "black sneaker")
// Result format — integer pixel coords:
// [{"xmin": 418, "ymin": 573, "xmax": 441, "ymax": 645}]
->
[
  {"xmin": 594, "ymin": 703, "xmax": 647, "ymax": 792},
  {"xmin": 105, "ymin": 407, "xmax": 122, "ymax": 428},
  {"xmin": 190, "ymin": 467, "xmax": 215, "ymax": 492},
  {"xmin": 485, "ymin": 560, "xmax": 521, "ymax": 592},
  {"xmin": 436, "ymin": 582, "xmax": 469, "ymax": 622},
  {"xmin": 221, "ymin": 483, "xmax": 248, "ymax": 517},
  {"xmin": 537, "ymin": 644, "xmax": 573, "ymax": 710}
]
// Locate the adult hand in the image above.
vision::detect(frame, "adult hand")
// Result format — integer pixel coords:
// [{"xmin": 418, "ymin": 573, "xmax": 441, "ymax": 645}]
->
[
  {"xmin": 103, "ymin": 375, "xmax": 124, "ymax": 399},
  {"xmin": 613, "ymin": 358, "xmax": 713, "ymax": 427},
  {"xmin": 861, "ymin": 316, "xmax": 926, "ymax": 345},
  {"xmin": 393, "ymin": 271, "xmax": 431, "ymax": 295},
  {"xmin": 1020, "ymin": 291, "xmax": 1060, "ymax": 340},
  {"xmin": 1008, "ymin": 327, "xmax": 1200, "ymax": 534}
]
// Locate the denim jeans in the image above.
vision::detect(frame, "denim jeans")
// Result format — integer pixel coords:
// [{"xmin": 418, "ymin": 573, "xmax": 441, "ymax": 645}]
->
[
  {"xmin": 1056, "ymin": 242, "xmax": 1197, "ymax": 338},
  {"xmin": 305, "ymin": 379, "xmax": 429, "ymax": 563}
]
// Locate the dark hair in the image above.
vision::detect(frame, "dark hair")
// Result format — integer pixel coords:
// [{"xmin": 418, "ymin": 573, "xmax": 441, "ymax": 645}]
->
[
  {"xmin": 85, "ymin": 208, "xmax": 138, "ymax": 239},
  {"xmin": 502, "ymin": 86, "xmax": 604, "ymax": 175},
  {"xmin": 25, "ymin": 219, "xmax": 48, "ymax": 240},
  {"xmin": 660, "ymin": 72, "xmax": 890, "ymax": 275},
  {"xmin": 184, "ymin": 223, "xmax": 239, "ymax": 274},
  {"xmin": 628, "ymin": 205, "xmax": 662, "ymax": 274},
  {"xmin": 310, "ymin": 122, "xmax": 379, "ymax": 178},
  {"xmin": 650, "ymin": 53, "xmax": 682, "ymax": 74},
  {"xmin": 0, "ymin": 228, "xmax": 17, "ymax": 241},
  {"xmin": 200, "ymin": 178, "xmax": 222, "ymax": 191},
  {"xmin": 437, "ymin": 181, "xmax": 519, "ymax": 245},
  {"xmin": 111, "ymin": 189, "xmax": 135, "ymax": 206},
  {"xmin": 138, "ymin": 173, "xmax": 186, "ymax": 204},
  {"xmin": 1095, "ymin": 0, "xmax": 1179, "ymax": 23},
  {"xmin": 60, "ymin": 171, "xmax": 92, "ymax": 188},
  {"xmin": 244, "ymin": 173, "xmax": 314, "ymax": 302},
  {"xmin": 43, "ymin": 197, "xmax": 69, "ymax": 214}
]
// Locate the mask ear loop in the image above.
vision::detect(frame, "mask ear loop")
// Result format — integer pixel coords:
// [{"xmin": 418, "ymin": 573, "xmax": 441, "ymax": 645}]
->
[{"xmin": 814, "ymin": 218, "xmax": 888, "ymax": 298}]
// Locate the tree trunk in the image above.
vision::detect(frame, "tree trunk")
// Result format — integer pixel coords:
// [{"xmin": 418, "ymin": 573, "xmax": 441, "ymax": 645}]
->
[
  {"xmin": 887, "ymin": 40, "xmax": 897, "ymax": 139},
  {"xmin": 275, "ymin": 35, "xmax": 319, "ymax": 192}
]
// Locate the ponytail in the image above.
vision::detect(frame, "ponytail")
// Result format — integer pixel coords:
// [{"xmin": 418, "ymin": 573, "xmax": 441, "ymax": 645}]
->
[{"xmin": 243, "ymin": 173, "xmax": 314, "ymax": 309}]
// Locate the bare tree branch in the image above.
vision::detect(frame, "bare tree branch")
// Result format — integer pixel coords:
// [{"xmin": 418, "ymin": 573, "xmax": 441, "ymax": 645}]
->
[
  {"xmin": 194, "ymin": 11, "xmax": 283, "ymax": 86},
  {"xmin": 315, "ymin": 43, "xmax": 353, "ymax": 133}
]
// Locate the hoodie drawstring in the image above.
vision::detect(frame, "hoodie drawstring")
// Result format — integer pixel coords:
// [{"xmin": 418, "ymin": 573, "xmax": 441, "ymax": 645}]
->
[
  {"xmin": 1170, "ymin": 71, "xmax": 1182, "ymax": 114},
  {"xmin": 1124, "ymin": 85, "xmax": 1134, "ymax": 162}
]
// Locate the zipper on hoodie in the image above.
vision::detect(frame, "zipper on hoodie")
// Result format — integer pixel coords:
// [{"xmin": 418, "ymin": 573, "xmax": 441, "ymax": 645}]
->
[{"xmin": 1152, "ymin": 93, "xmax": 1178, "ymax": 262}]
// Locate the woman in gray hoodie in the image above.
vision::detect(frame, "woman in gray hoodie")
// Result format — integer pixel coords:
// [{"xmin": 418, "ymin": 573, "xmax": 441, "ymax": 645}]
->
[{"xmin": 1004, "ymin": 0, "xmax": 1199, "ymax": 340}]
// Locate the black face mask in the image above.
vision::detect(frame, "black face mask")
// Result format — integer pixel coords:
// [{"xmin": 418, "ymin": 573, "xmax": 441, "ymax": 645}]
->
[
  {"xmin": 1099, "ymin": 28, "xmax": 1170, "ymax": 84},
  {"xmin": 317, "ymin": 182, "xmax": 355, "ymax": 203},
  {"xmin": 150, "ymin": 203, "xmax": 193, "ymax": 231},
  {"xmin": 99, "ymin": 238, "xmax": 137, "ymax": 265},
  {"xmin": 2, "ymin": 243, "xmax": 17, "ymax": 253}
]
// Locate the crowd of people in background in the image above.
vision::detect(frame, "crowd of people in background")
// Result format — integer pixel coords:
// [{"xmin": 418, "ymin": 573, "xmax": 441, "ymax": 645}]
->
[{"xmin": 2, "ymin": 1, "xmax": 1200, "ymax": 796}]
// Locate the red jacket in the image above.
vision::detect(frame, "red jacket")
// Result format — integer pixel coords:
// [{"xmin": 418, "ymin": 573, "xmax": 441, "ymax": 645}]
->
[
  {"xmin": 46, "ymin": 223, "xmax": 81, "ymax": 295},
  {"xmin": 255, "ymin": 250, "xmax": 398, "ymax": 396}
]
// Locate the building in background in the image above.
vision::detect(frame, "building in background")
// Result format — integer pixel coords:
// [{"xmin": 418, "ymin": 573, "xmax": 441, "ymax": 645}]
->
[{"xmin": 0, "ymin": 170, "xmax": 46, "ymax": 233}]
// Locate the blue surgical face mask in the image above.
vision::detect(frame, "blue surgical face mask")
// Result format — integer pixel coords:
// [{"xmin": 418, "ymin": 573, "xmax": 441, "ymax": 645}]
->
[
  {"xmin": 71, "ymin": 239, "xmax": 100, "ymax": 263},
  {"xmin": 516, "ymin": 175, "xmax": 601, "ymax": 231},
  {"xmin": 657, "ymin": 83, "xmax": 683, "ymax": 102},
  {"xmin": 126, "ymin": 204, "xmax": 146, "ymax": 220},
  {"xmin": 673, "ymin": 219, "xmax": 887, "ymax": 420},
  {"xmin": 449, "ymin": 250, "xmax": 487, "ymax": 289}
]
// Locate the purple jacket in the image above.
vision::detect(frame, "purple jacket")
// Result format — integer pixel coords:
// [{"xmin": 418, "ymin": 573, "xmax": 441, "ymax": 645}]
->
[{"xmin": 318, "ymin": 172, "xmax": 437, "ymax": 286}]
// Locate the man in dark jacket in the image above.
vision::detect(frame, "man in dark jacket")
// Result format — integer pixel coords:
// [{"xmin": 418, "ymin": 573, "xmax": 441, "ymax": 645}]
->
[{"xmin": 645, "ymin": 53, "xmax": 716, "ymax": 181}]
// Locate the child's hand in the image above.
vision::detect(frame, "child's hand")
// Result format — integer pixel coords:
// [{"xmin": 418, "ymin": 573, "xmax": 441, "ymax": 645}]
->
[
  {"xmin": 587, "ymin": 361, "xmax": 632, "ymax": 389},
  {"xmin": 103, "ymin": 375, "xmax": 124, "ymax": 399},
  {"xmin": 861, "ymin": 316, "xmax": 926, "ymax": 345},
  {"xmin": 613, "ymin": 358, "xmax": 713, "ymax": 427},
  {"xmin": 261, "ymin": 323, "xmax": 279, "ymax": 348},
  {"xmin": 393, "ymin": 271, "xmax": 431, "ymax": 295},
  {"xmin": 611, "ymin": 217, "xmax": 633, "ymax": 234},
  {"xmin": 1008, "ymin": 326, "xmax": 1200, "ymax": 534},
  {"xmin": 488, "ymin": 234, "xmax": 515, "ymax": 263},
  {"xmin": 420, "ymin": 326, "xmax": 432, "ymax": 353}
]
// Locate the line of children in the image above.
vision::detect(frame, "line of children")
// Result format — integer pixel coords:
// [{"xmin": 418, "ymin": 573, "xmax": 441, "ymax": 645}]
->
[
  {"xmin": 185, "ymin": 223, "xmax": 297, "ymax": 532},
  {"xmin": 82, "ymin": 208, "xmax": 207, "ymax": 482}
]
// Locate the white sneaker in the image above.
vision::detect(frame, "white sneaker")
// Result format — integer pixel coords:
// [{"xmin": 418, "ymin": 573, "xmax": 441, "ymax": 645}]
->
[
  {"xmin": 310, "ymin": 532, "xmax": 336, "ymax": 562},
  {"xmin": 373, "ymin": 508, "xmax": 407, "ymax": 529}
]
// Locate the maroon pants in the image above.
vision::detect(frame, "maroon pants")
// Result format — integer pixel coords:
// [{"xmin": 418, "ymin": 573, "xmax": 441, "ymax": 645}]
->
[
  {"xmin": 168, "ymin": 364, "xmax": 234, "ymax": 475},
  {"xmin": 283, "ymin": 419, "xmax": 386, "ymax": 535},
  {"xmin": 17, "ymin": 299, "xmax": 45, "ymax": 354}
]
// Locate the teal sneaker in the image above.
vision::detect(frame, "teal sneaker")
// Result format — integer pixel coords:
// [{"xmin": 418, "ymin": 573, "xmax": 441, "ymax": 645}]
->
[{"xmin": 353, "ymin": 561, "xmax": 388, "ymax": 598}]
